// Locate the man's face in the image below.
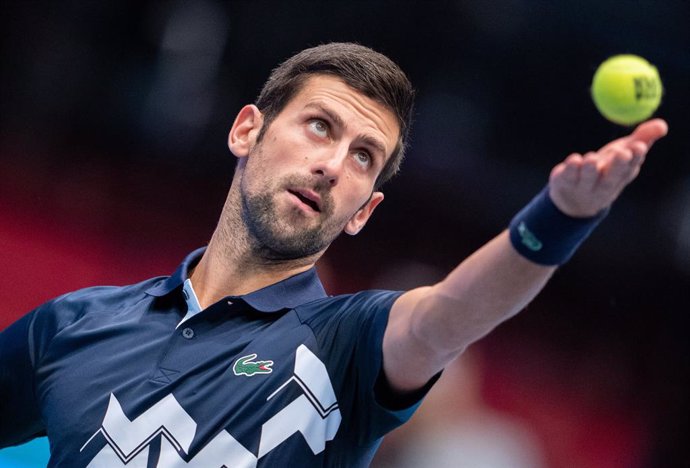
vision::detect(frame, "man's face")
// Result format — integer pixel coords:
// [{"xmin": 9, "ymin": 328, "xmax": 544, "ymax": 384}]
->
[{"xmin": 230, "ymin": 74, "xmax": 400, "ymax": 260}]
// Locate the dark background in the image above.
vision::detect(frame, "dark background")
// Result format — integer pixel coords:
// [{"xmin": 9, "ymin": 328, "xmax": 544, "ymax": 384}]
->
[{"xmin": 1, "ymin": 1, "xmax": 688, "ymax": 467}]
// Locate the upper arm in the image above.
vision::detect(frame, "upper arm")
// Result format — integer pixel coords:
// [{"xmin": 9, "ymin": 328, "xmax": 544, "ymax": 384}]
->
[
  {"xmin": 382, "ymin": 231, "xmax": 555, "ymax": 394},
  {"xmin": 382, "ymin": 286, "xmax": 454, "ymax": 393}
]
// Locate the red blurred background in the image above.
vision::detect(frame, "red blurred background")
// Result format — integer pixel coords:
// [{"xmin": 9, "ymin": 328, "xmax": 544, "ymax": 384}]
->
[{"xmin": 2, "ymin": 1, "xmax": 688, "ymax": 466}]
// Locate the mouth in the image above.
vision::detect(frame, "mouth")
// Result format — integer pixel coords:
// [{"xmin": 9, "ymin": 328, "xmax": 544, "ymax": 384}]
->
[{"xmin": 287, "ymin": 188, "xmax": 322, "ymax": 213}]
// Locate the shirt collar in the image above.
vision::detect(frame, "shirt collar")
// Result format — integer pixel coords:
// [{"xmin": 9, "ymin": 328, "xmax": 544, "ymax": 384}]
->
[{"xmin": 145, "ymin": 247, "xmax": 328, "ymax": 313}]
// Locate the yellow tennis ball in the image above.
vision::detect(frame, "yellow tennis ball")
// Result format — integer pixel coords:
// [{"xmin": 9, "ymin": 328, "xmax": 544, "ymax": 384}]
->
[{"xmin": 591, "ymin": 54, "xmax": 663, "ymax": 126}]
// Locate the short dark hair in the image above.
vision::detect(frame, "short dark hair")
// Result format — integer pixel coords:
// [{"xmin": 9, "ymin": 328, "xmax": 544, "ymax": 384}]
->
[{"xmin": 255, "ymin": 42, "xmax": 415, "ymax": 189}]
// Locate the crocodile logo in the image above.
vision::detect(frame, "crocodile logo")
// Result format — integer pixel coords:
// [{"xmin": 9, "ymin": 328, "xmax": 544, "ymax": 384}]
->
[
  {"xmin": 517, "ymin": 221, "xmax": 543, "ymax": 251},
  {"xmin": 233, "ymin": 353, "xmax": 274, "ymax": 377}
]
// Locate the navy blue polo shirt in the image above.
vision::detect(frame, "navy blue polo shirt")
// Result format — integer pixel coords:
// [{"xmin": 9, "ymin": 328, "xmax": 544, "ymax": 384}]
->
[{"xmin": 0, "ymin": 249, "xmax": 432, "ymax": 467}]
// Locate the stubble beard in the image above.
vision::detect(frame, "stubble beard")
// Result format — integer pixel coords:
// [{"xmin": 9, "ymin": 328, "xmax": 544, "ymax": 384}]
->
[{"xmin": 240, "ymin": 172, "xmax": 347, "ymax": 262}]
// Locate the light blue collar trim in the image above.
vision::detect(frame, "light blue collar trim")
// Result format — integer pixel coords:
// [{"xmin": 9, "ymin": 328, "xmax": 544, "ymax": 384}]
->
[{"xmin": 178, "ymin": 278, "xmax": 203, "ymax": 328}]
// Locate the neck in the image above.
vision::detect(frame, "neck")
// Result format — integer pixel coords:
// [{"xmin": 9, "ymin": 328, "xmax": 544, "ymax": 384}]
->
[{"xmin": 189, "ymin": 187, "xmax": 322, "ymax": 309}]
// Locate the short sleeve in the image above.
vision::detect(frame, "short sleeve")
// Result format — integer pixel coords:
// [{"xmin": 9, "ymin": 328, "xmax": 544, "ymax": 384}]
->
[
  {"xmin": 348, "ymin": 291, "xmax": 439, "ymax": 443},
  {"xmin": 301, "ymin": 290, "xmax": 439, "ymax": 445},
  {"xmin": 0, "ymin": 310, "xmax": 45, "ymax": 447}
]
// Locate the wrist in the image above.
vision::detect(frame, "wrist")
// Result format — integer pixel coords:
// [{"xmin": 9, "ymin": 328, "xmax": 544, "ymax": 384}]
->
[{"xmin": 508, "ymin": 186, "xmax": 608, "ymax": 266}]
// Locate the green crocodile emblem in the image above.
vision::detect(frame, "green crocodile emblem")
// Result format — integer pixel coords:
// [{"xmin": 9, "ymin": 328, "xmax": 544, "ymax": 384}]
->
[
  {"xmin": 517, "ymin": 221, "xmax": 543, "ymax": 251},
  {"xmin": 233, "ymin": 353, "xmax": 274, "ymax": 377}
]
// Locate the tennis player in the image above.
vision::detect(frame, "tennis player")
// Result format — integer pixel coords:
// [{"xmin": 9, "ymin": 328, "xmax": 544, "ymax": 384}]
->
[{"xmin": 0, "ymin": 43, "xmax": 668, "ymax": 467}]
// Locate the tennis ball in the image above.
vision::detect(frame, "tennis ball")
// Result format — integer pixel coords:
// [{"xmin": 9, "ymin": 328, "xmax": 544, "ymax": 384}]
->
[{"xmin": 591, "ymin": 54, "xmax": 663, "ymax": 126}]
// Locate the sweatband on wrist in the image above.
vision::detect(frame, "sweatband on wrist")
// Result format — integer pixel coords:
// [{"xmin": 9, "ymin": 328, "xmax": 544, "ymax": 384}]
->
[{"xmin": 509, "ymin": 186, "xmax": 608, "ymax": 266}]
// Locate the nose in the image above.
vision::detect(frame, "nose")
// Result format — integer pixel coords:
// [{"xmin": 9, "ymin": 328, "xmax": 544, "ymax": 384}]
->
[{"xmin": 311, "ymin": 145, "xmax": 348, "ymax": 187}]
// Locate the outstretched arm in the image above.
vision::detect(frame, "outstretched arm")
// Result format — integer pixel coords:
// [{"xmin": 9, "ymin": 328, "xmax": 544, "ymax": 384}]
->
[{"xmin": 383, "ymin": 119, "xmax": 669, "ymax": 393}]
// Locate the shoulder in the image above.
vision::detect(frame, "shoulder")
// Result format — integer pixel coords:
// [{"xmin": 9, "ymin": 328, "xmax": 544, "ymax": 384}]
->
[
  {"xmin": 51, "ymin": 276, "xmax": 163, "ymax": 311},
  {"xmin": 292, "ymin": 289, "xmax": 403, "ymax": 338},
  {"xmin": 31, "ymin": 276, "xmax": 167, "ymax": 338}
]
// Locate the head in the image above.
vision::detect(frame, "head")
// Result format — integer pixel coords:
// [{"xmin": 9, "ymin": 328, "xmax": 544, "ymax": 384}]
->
[
  {"xmin": 223, "ymin": 44, "xmax": 414, "ymax": 263},
  {"xmin": 255, "ymin": 42, "xmax": 415, "ymax": 190}
]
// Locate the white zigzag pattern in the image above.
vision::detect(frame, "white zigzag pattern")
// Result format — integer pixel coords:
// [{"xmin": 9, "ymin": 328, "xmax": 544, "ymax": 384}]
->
[{"xmin": 81, "ymin": 345, "xmax": 341, "ymax": 467}]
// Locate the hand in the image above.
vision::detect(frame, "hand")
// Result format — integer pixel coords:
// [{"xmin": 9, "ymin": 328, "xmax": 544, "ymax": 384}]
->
[{"xmin": 549, "ymin": 119, "xmax": 669, "ymax": 217}]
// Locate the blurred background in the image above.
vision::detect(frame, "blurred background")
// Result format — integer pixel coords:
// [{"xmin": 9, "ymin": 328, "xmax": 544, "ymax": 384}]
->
[{"xmin": 1, "ymin": 1, "xmax": 688, "ymax": 467}]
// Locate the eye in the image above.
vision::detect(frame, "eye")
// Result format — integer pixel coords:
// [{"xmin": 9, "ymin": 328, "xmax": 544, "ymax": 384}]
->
[
  {"xmin": 354, "ymin": 151, "xmax": 372, "ymax": 169},
  {"xmin": 308, "ymin": 119, "xmax": 329, "ymax": 138}
]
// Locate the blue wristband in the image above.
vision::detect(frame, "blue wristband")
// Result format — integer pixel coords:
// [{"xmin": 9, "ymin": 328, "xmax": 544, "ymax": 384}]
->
[{"xmin": 509, "ymin": 186, "xmax": 608, "ymax": 265}]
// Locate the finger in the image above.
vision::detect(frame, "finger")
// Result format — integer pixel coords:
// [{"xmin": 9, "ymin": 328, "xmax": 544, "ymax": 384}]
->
[
  {"xmin": 580, "ymin": 152, "xmax": 599, "ymax": 191},
  {"xmin": 598, "ymin": 131, "xmax": 652, "ymax": 189},
  {"xmin": 561, "ymin": 153, "xmax": 583, "ymax": 183},
  {"xmin": 629, "ymin": 140, "xmax": 648, "ymax": 156},
  {"xmin": 597, "ymin": 139, "xmax": 647, "ymax": 178},
  {"xmin": 630, "ymin": 118, "xmax": 668, "ymax": 147},
  {"xmin": 597, "ymin": 118, "xmax": 668, "ymax": 154},
  {"xmin": 605, "ymin": 148, "xmax": 634, "ymax": 183},
  {"xmin": 550, "ymin": 153, "xmax": 582, "ymax": 185},
  {"xmin": 605, "ymin": 144, "xmax": 650, "ymax": 196},
  {"xmin": 628, "ymin": 140, "xmax": 648, "ymax": 166}
]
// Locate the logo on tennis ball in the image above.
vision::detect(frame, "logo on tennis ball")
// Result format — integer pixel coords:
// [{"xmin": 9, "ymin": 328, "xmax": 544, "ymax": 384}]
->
[
  {"xmin": 633, "ymin": 76, "xmax": 660, "ymax": 100},
  {"xmin": 591, "ymin": 54, "xmax": 663, "ymax": 126}
]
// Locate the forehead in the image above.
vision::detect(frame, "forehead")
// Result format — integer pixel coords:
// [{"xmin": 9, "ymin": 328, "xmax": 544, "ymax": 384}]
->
[{"xmin": 286, "ymin": 75, "xmax": 400, "ymax": 154}]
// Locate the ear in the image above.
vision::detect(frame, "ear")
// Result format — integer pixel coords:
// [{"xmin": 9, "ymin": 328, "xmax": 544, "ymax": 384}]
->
[
  {"xmin": 228, "ymin": 105, "xmax": 264, "ymax": 158},
  {"xmin": 344, "ymin": 192, "xmax": 385, "ymax": 235}
]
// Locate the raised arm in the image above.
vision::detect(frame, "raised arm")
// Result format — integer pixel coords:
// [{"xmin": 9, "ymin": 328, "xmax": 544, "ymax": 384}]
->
[{"xmin": 383, "ymin": 119, "xmax": 669, "ymax": 393}]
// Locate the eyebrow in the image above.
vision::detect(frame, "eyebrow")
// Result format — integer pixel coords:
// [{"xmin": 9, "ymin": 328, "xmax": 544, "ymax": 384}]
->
[{"xmin": 304, "ymin": 102, "xmax": 387, "ymax": 157}]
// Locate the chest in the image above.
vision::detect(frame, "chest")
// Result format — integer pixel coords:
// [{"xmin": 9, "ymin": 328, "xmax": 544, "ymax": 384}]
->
[{"xmin": 37, "ymin": 307, "xmax": 348, "ymax": 466}]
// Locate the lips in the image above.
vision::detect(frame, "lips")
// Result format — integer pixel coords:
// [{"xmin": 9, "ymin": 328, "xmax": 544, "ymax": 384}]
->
[{"xmin": 287, "ymin": 188, "xmax": 322, "ymax": 212}]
